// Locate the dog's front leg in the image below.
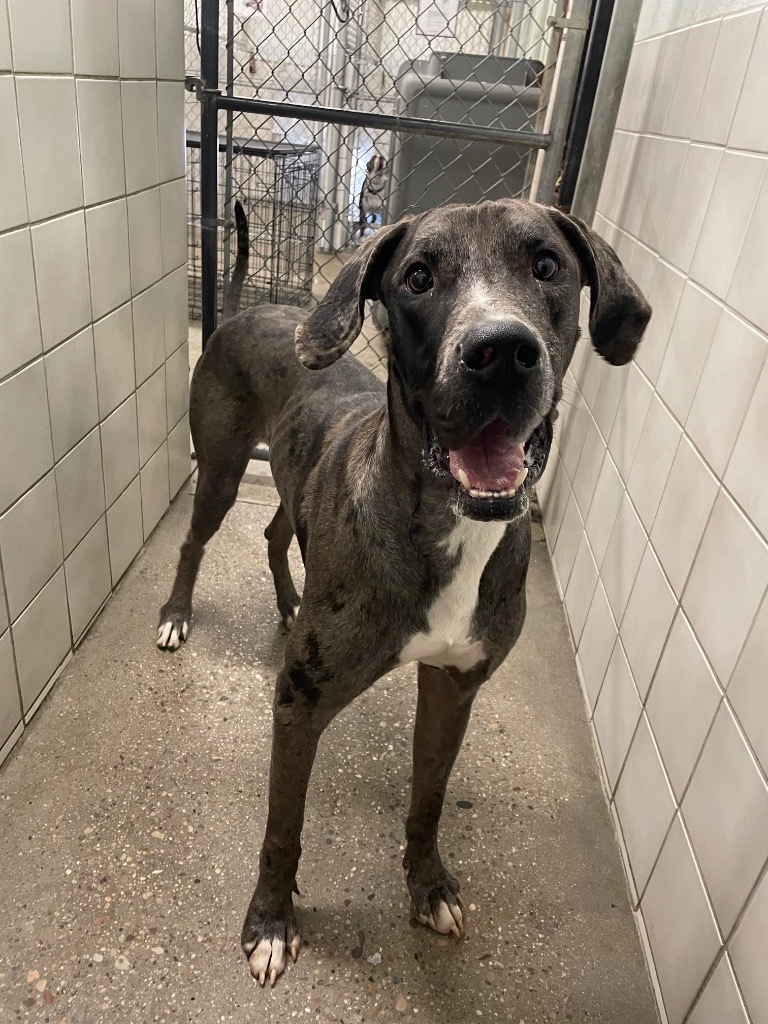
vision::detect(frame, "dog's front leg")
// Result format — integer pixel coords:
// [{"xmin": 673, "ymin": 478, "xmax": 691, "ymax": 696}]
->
[
  {"xmin": 241, "ymin": 669, "xmax": 338, "ymax": 986},
  {"xmin": 403, "ymin": 662, "xmax": 484, "ymax": 940}
]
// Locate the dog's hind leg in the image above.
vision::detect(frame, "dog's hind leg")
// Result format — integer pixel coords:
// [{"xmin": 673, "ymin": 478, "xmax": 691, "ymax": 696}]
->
[
  {"xmin": 157, "ymin": 460, "xmax": 248, "ymax": 650},
  {"xmin": 264, "ymin": 503, "xmax": 301, "ymax": 629}
]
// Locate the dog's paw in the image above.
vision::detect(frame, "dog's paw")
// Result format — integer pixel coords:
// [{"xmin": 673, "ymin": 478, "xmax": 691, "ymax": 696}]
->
[
  {"xmin": 157, "ymin": 612, "xmax": 189, "ymax": 651},
  {"xmin": 405, "ymin": 857, "xmax": 465, "ymax": 939},
  {"xmin": 242, "ymin": 904, "xmax": 301, "ymax": 986},
  {"xmin": 283, "ymin": 605, "xmax": 300, "ymax": 630},
  {"xmin": 411, "ymin": 890, "xmax": 465, "ymax": 940}
]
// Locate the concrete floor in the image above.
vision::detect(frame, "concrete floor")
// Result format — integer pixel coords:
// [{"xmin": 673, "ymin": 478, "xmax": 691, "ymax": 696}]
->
[{"xmin": 0, "ymin": 465, "xmax": 659, "ymax": 1024}]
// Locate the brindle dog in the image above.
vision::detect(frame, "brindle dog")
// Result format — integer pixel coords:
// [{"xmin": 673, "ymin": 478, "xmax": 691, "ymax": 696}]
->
[{"xmin": 157, "ymin": 199, "xmax": 650, "ymax": 985}]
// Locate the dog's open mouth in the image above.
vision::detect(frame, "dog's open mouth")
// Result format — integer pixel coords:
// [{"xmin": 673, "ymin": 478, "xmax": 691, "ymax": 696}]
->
[{"xmin": 425, "ymin": 417, "xmax": 552, "ymax": 520}]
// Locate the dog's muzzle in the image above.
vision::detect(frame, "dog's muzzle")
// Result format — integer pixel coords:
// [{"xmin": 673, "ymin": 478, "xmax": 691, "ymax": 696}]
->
[{"xmin": 424, "ymin": 416, "xmax": 553, "ymax": 522}]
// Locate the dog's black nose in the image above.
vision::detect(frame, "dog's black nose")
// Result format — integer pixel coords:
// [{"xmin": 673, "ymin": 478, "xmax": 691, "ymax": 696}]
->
[{"xmin": 459, "ymin": 321, "xmax": 541, "ymax": 380}]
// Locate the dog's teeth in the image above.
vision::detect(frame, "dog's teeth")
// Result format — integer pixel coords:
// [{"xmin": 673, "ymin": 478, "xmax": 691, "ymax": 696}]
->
[
  {"xmin": 514, "ymin": 467, "xmax": 529, "ymax": 488},
  {"xmin": 458, "ymin": 468, "xmax": 470, "ymax": 490}
]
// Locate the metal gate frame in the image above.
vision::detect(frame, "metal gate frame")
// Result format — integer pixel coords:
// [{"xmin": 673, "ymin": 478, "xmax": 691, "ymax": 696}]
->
[{"xmin": 194, "ymin": 0, "xmax": 594, "ymax": 347}]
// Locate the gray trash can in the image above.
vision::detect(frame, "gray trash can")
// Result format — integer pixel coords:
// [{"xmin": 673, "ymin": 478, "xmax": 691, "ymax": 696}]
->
[{"xmin": 387, "ymin": 52, "xmax": 543, "ymax": 220}]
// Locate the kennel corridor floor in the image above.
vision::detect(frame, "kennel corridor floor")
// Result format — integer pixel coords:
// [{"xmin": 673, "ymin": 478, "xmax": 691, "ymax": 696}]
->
[{"xmin": 0, "ymin": 468, "xmax": 658, "ymax": 1024}]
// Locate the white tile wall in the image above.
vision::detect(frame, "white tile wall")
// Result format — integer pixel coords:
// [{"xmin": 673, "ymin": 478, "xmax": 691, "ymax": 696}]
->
[
  {"xmin": 0, "ymin": 0, "xmax": 188, "ymax": 769},
  {"xmin": 539, "ymin": 5, "xmax": 768, "ymax": 1020}
]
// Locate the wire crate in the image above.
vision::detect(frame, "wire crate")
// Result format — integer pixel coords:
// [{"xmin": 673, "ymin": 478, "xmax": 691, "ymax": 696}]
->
[{"xmin": 186, "ymin": 131, "xmax": 321, "ymax": 320}]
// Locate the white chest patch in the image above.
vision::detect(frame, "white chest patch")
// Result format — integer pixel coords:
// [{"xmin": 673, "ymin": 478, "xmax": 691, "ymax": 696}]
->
[{"xmin": 399, "ymin": 518, "xmax": 506, "ymax": 672}]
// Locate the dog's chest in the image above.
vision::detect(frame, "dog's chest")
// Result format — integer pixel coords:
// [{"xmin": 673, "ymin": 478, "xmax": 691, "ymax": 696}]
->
[{"xmin": 398, "ymin": 519, "xmax": 506, "ymax": 672}]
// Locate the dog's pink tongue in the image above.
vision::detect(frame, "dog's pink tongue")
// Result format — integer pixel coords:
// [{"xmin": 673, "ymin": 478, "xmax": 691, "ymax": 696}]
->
[{"xmin": 448, "ymin": 419, "xmax": 526, "ymax": 491}]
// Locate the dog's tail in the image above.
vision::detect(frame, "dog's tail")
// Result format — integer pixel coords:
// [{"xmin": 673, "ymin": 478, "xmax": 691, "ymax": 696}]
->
[{"xmin": 223, "ymin": 199, "xmax": 249, "ymax": 320}]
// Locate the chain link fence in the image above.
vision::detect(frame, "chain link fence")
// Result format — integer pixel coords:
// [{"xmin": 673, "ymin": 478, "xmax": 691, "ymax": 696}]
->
[{"xmin": 185, "ymin": 0, "xmax": 589, "ymax": 377}]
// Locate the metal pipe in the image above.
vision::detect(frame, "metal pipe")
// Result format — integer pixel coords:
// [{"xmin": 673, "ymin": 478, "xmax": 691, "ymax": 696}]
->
[
  {"xmin": 200, "ymin": 0, "xmax": 220, "ymax": 348},
  {"xmin": 534, "ymin": 0, "xmax": 592, "ymax": 204},
  {"xmin": 558, "ymin": 0, "xmax": 614, "ymax": 210},
  {"xmin": 570, "ymin": 0, "xmax": 643, "ymax": 222},
  {"xmin": 221, "ymin": 0, "xmax": 235, "ymax": 311},
  {"xmin": 215, "ymin": 94, "xmax": 552, "ymax": 148}
]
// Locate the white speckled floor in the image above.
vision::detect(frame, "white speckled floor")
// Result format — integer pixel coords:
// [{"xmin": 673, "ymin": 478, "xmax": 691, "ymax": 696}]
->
[{"xmin": 0, "ymin": 463, "xmax": 658, "ymax": 1023}]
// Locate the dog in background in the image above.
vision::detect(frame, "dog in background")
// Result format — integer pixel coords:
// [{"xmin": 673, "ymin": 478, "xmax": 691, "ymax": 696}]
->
[{"xmin": 357, "ymin": 153, "xmax": 387, "ymax": 238}]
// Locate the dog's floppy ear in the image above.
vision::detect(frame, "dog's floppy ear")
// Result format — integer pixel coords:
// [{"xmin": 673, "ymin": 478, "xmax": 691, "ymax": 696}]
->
[
  {"xmin": 547, "ymin": 208, "xmax": 651, "ymax": 366},
  {"xmin": 295, "ymin": 218, "xmax": 412, "ymax": 370}
]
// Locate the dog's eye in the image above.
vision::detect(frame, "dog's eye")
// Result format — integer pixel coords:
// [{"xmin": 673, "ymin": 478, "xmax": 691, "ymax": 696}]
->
[
  {"xmin": 404, "ymin": 264, "xmax": 433, "ymax": 294},
  {"xmin": 532, "ymin": 252, "xmax": 560, "ymax": 281}
]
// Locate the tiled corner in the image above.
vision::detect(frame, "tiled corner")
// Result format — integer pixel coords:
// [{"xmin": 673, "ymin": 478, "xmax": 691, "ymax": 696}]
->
[
  {"xmin": 633, "ymin": 261, "xmax": 685, "ymax": 387},
  {"xmin": 101, "ymin": 395, "xmax": 140, "ymax": 508},
  {"xmin": 12, "ymin": 568, "xmax": 70, "ymax": 713},
  {"xmin": 608, "ymin": 363, "xmax": 655, "ymax": 482},
  {"xmin": 0, "ymin": 631, "xmax": 20, "ymax": 752},
  {"xmin": 86, "ymin": 200, "xmax": 133, "ymax": 322},
  {"xmin": 650, "ymin": 436, "xmax": 719, "ymax": 597},
  {"xmin": 121, "ymin": 81, "xmax": 159, "ymax": 194},
  {"xmin": 725, "ymin": 366, "xmax": 768, "ymax": 554},
  {"xmin": 577, "ymin": 581, "xmax": 617, "ymax": 710},
  {"xmin": 600, "ymin": 493, "xmax": 647, "ymax": 625},
  {"xmin": 0, "ymin": 359, "xmax": 54, "ymax": 514},
  {"xmin": 664, "ymin": 20, "xmax": 718, "ymax": 141},
  {"xmin": 640, "ymin": 814, "xmax": 720, "ymax": 1024},
  {"xmin": 683, "ymin": 703, "xmax": 768, "ymax": 937},
  {"xmin": 137, "ymin": 367, "xmax": 167, "ymax": 467},
  {"xmin": 168, "ymin": 413, "xmax": 192, "ymax": 498},
  {"xmin": 656, "ymin": 283, "xmax": 722, "ymax": 426},
  {"xmin": 683, "ymin": 491, "xmax": 768, "ymax": 685},
  {"xmin": 15, "ymin": 76, "xmax": 83, "ymax": 222},
  {"xmin": 163, "ymin": 266, "xmax": 189, "ymax": 357},
  {"xmin": 730, "ymin": 868, "xmax": 768, "ymax": 1023},
  {"xmin": 689, "ymin": 152, "xmax": 767, "ymax": 301},
  {"xmin": 93, "ymin": 303, "xmax": 136, "ymax": 420},
  {"xmin": 0, "ymin": 228, "xmax": 42, "ymax": 379},
  {"xmin": 0, "ymin": 472, "xmax": 63, "ymax": 621},
  {"xmin": 65, "ymin": 518, "xmax": 111, "ymax": 642},
  {"xmin": 55, "ymin": 429, "xmax": 106, "ymax": 557},
  {"xmin": 7, "ymin": 0, "xmax": 73, "ymax": 74},
  {"xmin": 687, "ymin": 955, "xmax": 749, "ymax": 1024},
  {"xmin": 728, "ymin": 592, "xmax": 768, "ymax": 776},
  {"xmin": 0, "ymin": 77, "xmax": 27, "ymax": 233},
  {"xmin": 160, "ymin": 179, "xmax": 187, "ymax": 276},
  {"xmin": 140, "ymin": 440, "xmax": 169, "ymax": 538},
  {"xmin": 158, "ymin": 82, "xmax": 186, "ymax": 183},
  {"xmin": 552, "ymin": 491, "xmax": 584, "ymax": 595},
  {"xmin": 71, "ymin": 0, "xmax": 119, "ymax": 76},
  {"xmin": 615, "ymin": 714, "xmax": 677, "ymax": 897},
  {"xmin": 727, "ymin": 7, "xmax": 768, "ymax": 155},
  {"xmin": 646, "ymin": 610, "xmax": 721, "ymax": 800},
  {"xmin": 77, "ymin": 80, "xmax": 127, "ymax": 207},
  {"xmin": 155, "ymin": 0, "xmax": 185, "ymax": 80},
  {"xmin": 165, "ymin": 343, "xmax": 190, "ymax": 431},
  {"xmin": 584, "ymin": 452, "xmax": 624, "ymax": 568},
  {"xmin": 133, "ymin": 282, "xmax": 166, "ymax": 387},
  {"xmin": 693, "ymin": 9, "xmax": 761, "ymax": 146},
  {"xmin": 620, "ymin": 544, "xmax": 677, "ymax": 700},
  {"xmin": 45, "ymin": 326, "xmax": 100, "ymax": 464},
  {"xmin": 106, "ymin": 476, "xmax": 143, "ymax": 585},
  {"xmin": 564, "ymin": 535, "xmax": 598, "ymax": 645},
  {"xmin": 118, "ymin": 0, "xmax": 156, "ymax": 79},
  {"xmin": 31, "ymin": 211, "xmax": 92, "ymax": 351},
  {"xmin": 593, "ymin": 641, "xmax": 641, "ymax": 792},
  {"xmin": 626, "ymin": 394, "xmax": 681, "ymax": 531},
  {"xmin": 127, "ymin": 188, "xmax": 163, "ymax": 295},
  {"xmin": 686, "ymin": 310, "xmax": 767, "ymax": 479}
]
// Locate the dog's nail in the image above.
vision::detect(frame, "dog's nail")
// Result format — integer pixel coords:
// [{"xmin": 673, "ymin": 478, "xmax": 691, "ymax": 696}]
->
[
  {"xmin": 269, "ymin": 967, "xmax": 277, "ymax": 987},
  {"xmin": 181, "ymin": 621, "xmax": 188, "ymax": 640},
  {"xmin": 290, "ymin": 934, "xmax": 301, "ymax": 961},
  {"xmin": 170, "ymin": 628, "xmax": 179, "ymax": 649}
]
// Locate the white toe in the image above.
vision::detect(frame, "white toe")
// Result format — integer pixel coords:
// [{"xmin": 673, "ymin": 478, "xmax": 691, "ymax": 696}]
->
[
  {"xmin": 157, "ymin": 622, "xmax": 173, "ymax": 648},
  {"xmin": 425, "ymin": 900, "xmax": 463, "ymax": 938},
  {"xmin": 180, "ymin": 621, "xmax": 188, "ymax": 640},
  {"xmin": 248, "ymin": 937, "xmax": 286, "ymax": 986},
  {"xmin": 169, "ymin": 627, "xmax": 179, "ymax": 649},
  {"xmin": 289, "ymin": 933, "xmax": 300, "ymax": 961}
]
